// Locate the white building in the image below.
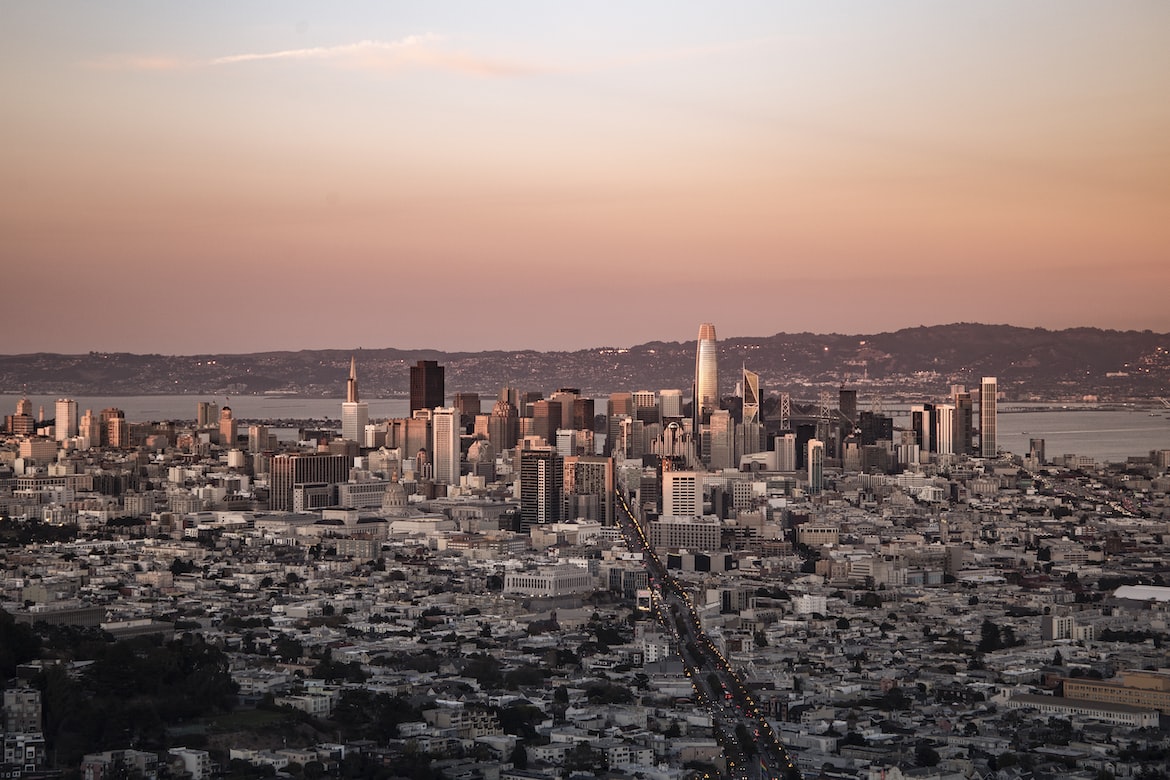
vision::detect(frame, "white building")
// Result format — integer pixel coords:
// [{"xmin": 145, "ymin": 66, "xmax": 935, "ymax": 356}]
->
[
  {"xmin": 794, "ymin": 594, "xmax": 827, "ymax": 616},
  {"xmin": 775, "ymin": 433, "xmax": 797, "ymax": 472},
  {"xmin": 935, "ymin": 404, "xmax": 955, "ymax": 455},
  {"xmin": 659, "ymin": 389, "xmax": 682, "ymax": 418},
  {"xmin": 431, "ymin": 407, "xmax": 460, "ymax": 486},
  {"xmin": 1006, "ymin": 694, "xmax": 1159, "ymax": 728},
  {"xmin": 662, "ymin": 470, "xmax": 701, "ymax": 518},
  {"xmin": 807, "ymin": 439, "xmax": 824, "ymax": 494},
  {"xmin": 168, "ymin": 748, "xmax": 212, "ymax": 780},
  {"xmin": 503, "ymin": 564, "xmax": 594, "ymax": 597},
  {"xmin": 650, "ymin": 515, "xmax": 721, "ymax": 553},
  {"xmin": 54, "ymin": 398, "xmax": 78, "ymax": 442}
]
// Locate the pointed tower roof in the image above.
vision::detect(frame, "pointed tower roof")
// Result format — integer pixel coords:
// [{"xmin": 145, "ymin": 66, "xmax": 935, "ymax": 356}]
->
[{"xmin": 346, "ymin": 355, "xmax": 360, "ymax": 403}]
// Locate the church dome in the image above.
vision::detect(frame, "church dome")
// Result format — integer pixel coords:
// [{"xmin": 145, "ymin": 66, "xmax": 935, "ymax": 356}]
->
[{"xmin": 381, "ymin": 473, "xmax": 408, "ymax": 516}]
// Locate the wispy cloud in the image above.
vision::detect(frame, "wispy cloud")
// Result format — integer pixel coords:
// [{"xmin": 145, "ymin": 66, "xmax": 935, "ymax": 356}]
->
[
  {"xmin": 84, "ymin": 34, "xmax": 546, "ymax": 77},
  {"xmin": 86, "ymin": 33, "xmax": 763, "ymax": 78},
  {"xmin": 209, "ymin": 36, "xmax": 437, "ymax": 65},
  {"xmin": 210, "ymin": 35, "xmax": 547, "ymax": 77}
]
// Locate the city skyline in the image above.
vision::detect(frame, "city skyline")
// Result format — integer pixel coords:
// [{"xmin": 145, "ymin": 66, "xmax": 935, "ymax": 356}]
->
[{"xmin": 4, "ymin": 2, "xmax": 1169, "ymax": 354}]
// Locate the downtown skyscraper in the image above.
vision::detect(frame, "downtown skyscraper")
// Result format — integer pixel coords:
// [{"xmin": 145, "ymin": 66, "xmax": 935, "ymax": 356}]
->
[
  {"xmin": 740, "ymin": 367, "xmax": 763, "ymax": 458},
  {"xmin": 518, "ymin": 447, "xmax": 563, "ymax": 532},
  {"xmin": 431, "ymin": 407, "xmax": 460, "ymax": 487},
  {"xmin": 341, "ymin": 356, "xmax": 369, "ymax": 444},
  {"xmin": 693, "ymin": 323, "xmax": 719, "ymax": 423},
  {"xmin": 981, "ymin": 376, "xmax": 998, "ymax": 458},
  {"xmin": 410, "ymin": 360, "xmax": 445, "ymax": 414},
  {"xmin": 54, "ymin": 398, "xmax": 78, "ymax": 442}
]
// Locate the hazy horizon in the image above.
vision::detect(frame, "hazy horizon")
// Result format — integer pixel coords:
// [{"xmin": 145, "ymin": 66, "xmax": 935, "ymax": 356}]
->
[
  {"xmin": 4, "ymin": 2, "xmax": 1168, "ymax": 354},
  {"xmin": 1, "ymin": 320, "xmax": 1167, "ymax": 358}
]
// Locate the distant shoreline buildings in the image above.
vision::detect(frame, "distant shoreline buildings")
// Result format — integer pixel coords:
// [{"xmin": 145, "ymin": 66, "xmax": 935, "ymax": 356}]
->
[{"xmin": 2, "ymin": 321, "xmax": 1166, "ymax": 528}]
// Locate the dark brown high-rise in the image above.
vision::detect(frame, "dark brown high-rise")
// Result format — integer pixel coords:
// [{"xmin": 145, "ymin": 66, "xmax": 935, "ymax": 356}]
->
[{"xmin": 410, "ymin": 360, "xmax": 445, "ymax": 413}]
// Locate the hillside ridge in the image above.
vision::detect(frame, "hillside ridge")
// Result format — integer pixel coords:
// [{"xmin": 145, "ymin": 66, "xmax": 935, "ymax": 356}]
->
[{"xmin": 2, "ymin": 324, "xmax": 1167, "ymax": 401}]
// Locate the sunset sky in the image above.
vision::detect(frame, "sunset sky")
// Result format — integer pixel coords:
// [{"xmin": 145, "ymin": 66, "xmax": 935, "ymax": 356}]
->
[{"xmin": 3, "ymin": 2, "xmax": 1168, "ymax": 354}]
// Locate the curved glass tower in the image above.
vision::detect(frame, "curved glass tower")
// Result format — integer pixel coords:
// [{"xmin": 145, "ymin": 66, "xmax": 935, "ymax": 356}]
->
[{"xmin": 694, "ymin": 322, "xmax": 719, "ymax": 423}]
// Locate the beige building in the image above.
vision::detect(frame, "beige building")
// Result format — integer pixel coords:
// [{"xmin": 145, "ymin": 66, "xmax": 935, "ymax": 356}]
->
[
  {"xmin": 503, "ymin": 564, "xmax": 593, "ymax": 596},
  {"xmin": 650, "ymin": 515, "xmax": 721, "ymax": 553},
  {"xmin": 1062, "ymin": 669, "xmax": 1170, "ymax": 714}
]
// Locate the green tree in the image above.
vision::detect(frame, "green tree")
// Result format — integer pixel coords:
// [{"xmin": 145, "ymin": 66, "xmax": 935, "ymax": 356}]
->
[
  {"xmin": 312, "ymin": 657, "xmax": 369, "ymax": 683},
  {"xmin": 503, "ymin": 664, "xmax": 547, "ymax": 689},
  {"xmin": 916, "ymin": 744, "xmax": 940, "ymax": 767},
  {"xmin": 508, "ymin": 743, "xmax": 528, "ymax": 769},
  {"xmin": 463, "ymin": 654, "xmax": 503, "ymax": 687},
  {"xmin": 584, "ymin": 681, "xmax": 633, "ymax": 705},
  {"xmin": 274, "ymin": 636, "xmax": 304, "ymax": 662},
  {"xmin": 977, "ymin": 619, "xmax": 1003, "ymax": 653},
  {"xmin": 0, "ymin": 608, "xmax": 40, "ymax": 678},
  {"xmin": 565, "ymin": 742, "xmax": 605, "ymax": 772},
  {"xmin": 170, "ymin": 557, "xmax": 197, "ymax": 575},
  {"xmin": 496, "ymin": 703, "xmax": 545, "ymax": 741},
  {"xmin": 35, "ymin": 634, "xmax": 237, "ymax": 766}
]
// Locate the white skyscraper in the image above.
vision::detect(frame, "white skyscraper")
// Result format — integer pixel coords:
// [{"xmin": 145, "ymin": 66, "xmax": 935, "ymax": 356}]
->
[
  {"xmin": 980, "ymin": 377, "xmax": 998, "ymax": 458},
  {"xmin": 693, "ymin": 322, "xmax": 718, "ymax": 423},
  {"xmin": 555, "ymin": 428, "xmax": 576, "ymax": 457},
  {"xmin": 935, "ymin": 404, "xmax": 956, "ymax": 456},
  {"xmin": 663, "ymin": 470, "xmax": 701, "ymax": 518},
  {"xmin": 431, "ymin": 407, "xmax": 460, "ymax": 486},
  {"xmin": 632, "ymin": 390, "xmax": 656, "ymax": 410},
  {"xmin": 807, "ymin": 439, "xmax": 825, "ymax": 495},
  {"xmin": 659, "ymin": 389, "xmax": 683, "ymax": 419},
  {"xmin": 54, "ymin": 398, "xmax": 78, "ymax": 442},
  {"xmin": 341, "ymin": 356, "xmax": 369, "ymax": 444},
  {"xmin": 776, "ymin": 433, "xmax": 797, "ymax": 472}
]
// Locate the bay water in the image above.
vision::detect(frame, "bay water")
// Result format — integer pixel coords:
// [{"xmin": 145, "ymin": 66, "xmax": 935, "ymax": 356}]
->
[{"xmin": 3, "ymin": 395, "xmax": 1168, "ymax": 464}]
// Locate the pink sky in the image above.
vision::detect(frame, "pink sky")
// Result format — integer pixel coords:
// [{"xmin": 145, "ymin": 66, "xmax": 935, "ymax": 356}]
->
[{"xmin": 2, "ymin": 2, "xmax": 1168, "ymax": 354}]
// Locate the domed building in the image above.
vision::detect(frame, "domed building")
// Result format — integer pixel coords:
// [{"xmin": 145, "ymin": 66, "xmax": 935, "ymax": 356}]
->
[{"xmin": 381, "ymin": 471, "xmax": 409, "ymax": 517}]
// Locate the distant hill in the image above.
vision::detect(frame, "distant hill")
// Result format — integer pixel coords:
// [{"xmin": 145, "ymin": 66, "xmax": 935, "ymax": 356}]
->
[{"xmin": 1, "ymin": 324, "xmax": 1167, "ymax": 402}]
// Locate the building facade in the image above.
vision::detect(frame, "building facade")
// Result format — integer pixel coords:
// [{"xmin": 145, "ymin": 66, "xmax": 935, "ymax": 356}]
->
[
  {"xmin": 807, "ymin": 439, "xmax": 825, "ymax": 494},
  {"xmin": 269, "ymin": 453, "xmax": 352, "ymax": 512},
  {"xmin": 693, "ymin": 322, "xmax": 719, "ymax": 430},
  {"xmin": 341, "ymin": 356, "xmax": 369, "ymax": 443},
  {"xmin": 430, "ymin": 407, "xmax": 460, "ymax": 486},
  {"xmin": 518, "ymin": 448, "xmax": 563, "ymax": 532},
  {"xmin": 980, "ymin": 376, "xmax": 997, "ymax": 457},
  {"xmin": 662, "ymin": 470, "xmax": 701, "ymax": 518},
  {"xmin": 410, "ymin": 360, "xmax": 445, "ymax": 414},
  {"xmin": 54, "ymin": 398, "xmax": 78, "ymax": 442}
]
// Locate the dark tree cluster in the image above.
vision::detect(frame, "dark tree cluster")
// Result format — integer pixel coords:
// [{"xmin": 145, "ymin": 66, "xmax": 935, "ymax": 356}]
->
[{"xmin": 35, "ymin": 633, "xmax": 238, "ymax": 766}]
